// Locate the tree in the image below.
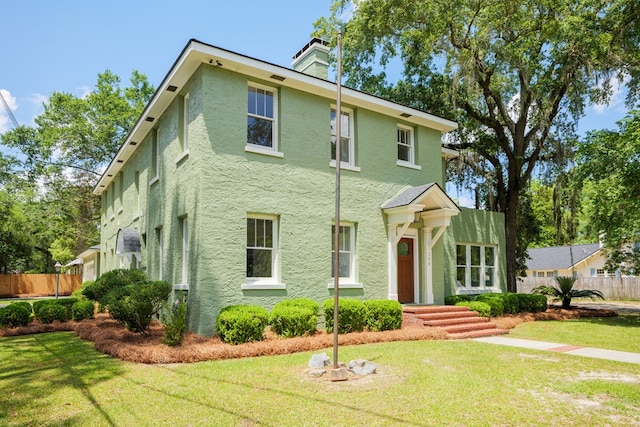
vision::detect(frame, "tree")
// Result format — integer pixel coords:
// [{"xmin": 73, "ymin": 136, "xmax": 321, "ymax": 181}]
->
[
  {"xmin": 1, "ymin": 70, "xmax": 154, "ymax": 271},
  {"xmin": 533, "ymin": 276, "xmax": 604, "ymax": 309},
  {"xmin": 315, "ymin": 0, "xmax": 640, "ymax": 291},
  {"xmin": 576, "ymin": 108, "xmax": 640, "ymax": 273}
]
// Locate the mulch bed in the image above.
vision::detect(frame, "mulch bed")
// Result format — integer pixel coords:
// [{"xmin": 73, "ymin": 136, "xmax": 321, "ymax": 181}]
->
[{"xmin": 0, "ymin": 306, "xmax": 618, "ymax": 364}]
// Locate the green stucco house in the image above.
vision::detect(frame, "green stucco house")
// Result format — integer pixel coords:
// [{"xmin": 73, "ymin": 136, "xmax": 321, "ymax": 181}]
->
[{"xmin": 94, "ymin": 39, "xmax": 506, "ymax": 335}]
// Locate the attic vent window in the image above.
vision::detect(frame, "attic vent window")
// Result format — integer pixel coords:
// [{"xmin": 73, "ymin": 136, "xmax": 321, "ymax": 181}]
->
[
  {"xmin": 400, "ymin": 113, "xmax": 412, "ymax": 118},
  {"xmin": 167, "ymin": 85, "xmax": 178, "ymax": 92},
  {"xmin": 270, "ymin": 74, "xmax": 286, "ymax": 81},
  {"xmin": 145, "ymin": 117, "xmax": 155, "ymax": 123}
]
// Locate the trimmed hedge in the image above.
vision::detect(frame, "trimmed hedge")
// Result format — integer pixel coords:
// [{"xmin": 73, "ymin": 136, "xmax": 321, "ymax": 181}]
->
[
  {"xmin": 322, "ymin": 298, "xmax": 366, "ymax": 334},
  {"xmin": 364, "ymin": 300, "xmax": 402, "ymax": 331},
  {"xmin": 517, "ymin": 294, "xmax": 548, "ymax": 313},
  {"xmin": 456, "ymin": 301, "xmax": 492, "ymax": 317},
  {"xmin": 216, "ymin": 305, "xmax": 269, "ymax": 345},
  {"xmin": 444, "ymin": 295, "xmax": 476, "ymax": 305},
  {"xmin": 106, "ymin": 281, "xmax": 172, "ymax": 334},
  {"xmin": 72, "ymin": 300, "xmax": 95, "ymax": 321},
  {"xmin": 83, "ymin": 269, "xmax": 147, "ymax": 304},
  {"xmin": 269, "ymin": 298, "xmax": 319, "ymax": 338},
  {"xmin": 34, "ymin": 301, "xmax": 68, "ymax": 324},
  {"xmin": 0, "ymin": 303, "xmax": 32, "ymax": 328},
  {"xmin": 473, "ymin": 294, "xmax": 504, "ymax": 317},
  {"xmin": 446, "ymin": 292, "xmax": 548, "ymax": 315}
]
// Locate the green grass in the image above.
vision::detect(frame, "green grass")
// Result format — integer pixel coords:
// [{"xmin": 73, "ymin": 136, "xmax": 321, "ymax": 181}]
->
[
  {"xmin": 509, "ymin": 315, "xmax": 640, "ymax": 353},
  {"xmin": 2, "ymin": 332, "xmax": 640, "ymax": 426}
]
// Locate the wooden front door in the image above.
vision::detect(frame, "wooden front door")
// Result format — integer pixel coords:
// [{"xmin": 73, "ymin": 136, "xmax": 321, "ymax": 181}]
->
[{"xmin": 397, "ymin": 238, "xmax": 415, "ymax": 303}]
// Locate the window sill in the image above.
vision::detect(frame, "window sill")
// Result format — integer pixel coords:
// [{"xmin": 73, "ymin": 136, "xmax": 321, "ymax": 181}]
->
[
  {"xmin": 241, "ymin": 283, "xmax": 287, "ymax": 290},
  {"xmin": 132, "ymin": 212, "xmax": 142, "ymax": 221},
  {"xmin": 396, "ymin": 160, "xmax": 422, "ymax": 170},
  {"xmin": 109, "ymin": 215, "xmax": 115, "ymax": 222},
  {"xmin": 173, "ymin": 283, "xmax": 189, "ymax": 291},
  {"xmin": 245, "ymin": 145, "xmax": 284, "ymax": 158},
  {"xmin": 456, "ymin": 288, "xmax": 499, "ymax": 295},
  {"xmin": 149, "ymin": 176, "xmax": 159, "ymax": 186},
  {"xmin": 117, "ymin": 208, "xmax": 124, "ymax": 215},
  {"xmin": 329, "ymin": 160, "xmax": 361, "ymax": 172},
  {"xmin": 175, "ymin": 150, "xmax": 189, "ymax": 164},
  {"xmin": 327, "ymin": 282, "xmax": 363, "ymax": 289}
]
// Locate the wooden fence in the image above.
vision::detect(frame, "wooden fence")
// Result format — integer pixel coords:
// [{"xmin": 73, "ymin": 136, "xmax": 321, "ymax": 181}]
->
[
  {"xmin": 0, "ymin": 274, "xmax": 82, "ymax": 297},
  {"xmin": 518, "ymin": 277, "xmax": 640, "ymax": 301}
]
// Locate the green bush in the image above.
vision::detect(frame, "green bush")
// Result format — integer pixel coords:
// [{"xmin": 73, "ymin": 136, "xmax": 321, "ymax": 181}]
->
[
  {"xmin": 34, "ymin": 302, "xmax": 68, "ymax": 324},
  {"xmin": 83, "ymin": 269, "xmax": 147, "ymax": 304},
  {"xmin": 71, "ymin": 300, "xmax": 95, "ymax": 321},
  {"xmin": 162, "ymin": 295, "xmax": 188, "ymax": 346},
  {"xmin": 516, "ymin": 294, "xmax": 548, "ymax": 313},
  {"xmin": 71, "ymin": 280, "xmax": 93, "ymax": 301},
  {"xmin": 107, "ymin": 281, "xmax": 172, "ymax": 334},
  {"xmin": 216, "ymin": 305, "xmax": 268, "ymax": 345},
  {"xmin": 456, "ymin": 301, "xmax": 492, "ymax": 317},
  {"xmin": 269, "ymin": 299, "xmax": 319, "ymax": 338},
  {"xmin": 0, "ymin": 304, "xmax": 32, "ymax": 328},
  {"xmin": 364, "ymin": 300, "xmax": 402, "ymax": 331},
  {"xmin": 473, "ymin": 294, "xmax": 504, "ymax": 317},
  {"xmin": 444, "ymin": 295, "xmax": 475, "ymax": 305},
  {"xmin": 322, "ymin": 298, "xmax": 366, "ymax": 334}
]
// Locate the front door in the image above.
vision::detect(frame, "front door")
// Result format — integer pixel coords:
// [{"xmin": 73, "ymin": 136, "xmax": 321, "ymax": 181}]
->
[{"xmin": 397, "ymin": 238, "xmax": 415, "ymax": 303}]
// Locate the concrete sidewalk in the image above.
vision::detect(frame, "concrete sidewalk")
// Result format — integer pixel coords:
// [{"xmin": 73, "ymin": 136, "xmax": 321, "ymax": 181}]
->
[{"xmin": 474, "ymin": 336, "xmax": 640, "ymax": 365}]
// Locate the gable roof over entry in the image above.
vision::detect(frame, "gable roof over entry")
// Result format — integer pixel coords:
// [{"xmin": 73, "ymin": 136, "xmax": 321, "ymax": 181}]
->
[{"xmin": 383, "ymin": 183, "xmax": 460, "ymax": 227}]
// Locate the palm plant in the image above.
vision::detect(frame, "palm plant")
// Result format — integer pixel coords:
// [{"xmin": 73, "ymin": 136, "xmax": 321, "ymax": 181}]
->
[{"xmin": 532, "ymin": 276, "xmax": 604, "ymax": 309}]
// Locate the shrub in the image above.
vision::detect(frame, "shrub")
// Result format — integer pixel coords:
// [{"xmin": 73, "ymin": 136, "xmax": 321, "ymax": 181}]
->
[
  {"xmin": 269, "ymin": 299, "xmax": 319, "ymax": 338},
  {"xmin": 9, "ymin": 301, "xmax": 33, "ymax": 316},
  {"xmin": 216, "ymin": 305, "xmax": 268, "ymax": 345},
  {"xmin": 107, "ymin": 281, "xmax": 172, "ymax": 334},
  {"xmin": 516, "ymin": 294, "xmax": 548, "ymax": 313},
  {"xmin": 162, "ymin": 295, "xmax": 188, "ymax": 346},
  {"xmin": 474, "ymin": 294, "xmax": 504, "ymax": 317},
  {"xmin": 364, "ymin": 300, "xmax": 402, "ymax": 331},
  {"xmin": 83, "ymin": 269, "xmax": 147, "ymax": 304},
  {"xmin": 71, "ymin": 280, "xmax": 93, "ymax": 301},
  {"xmin": 444, "ymin": 295, "xmax": 475, "ymax": 305},
  {"xmin": 35, "ymin": 302, "xmax": 68, "ymax": 324},
  {"xmin": 456, "ymin": 301, "xmax": 492, "ymax": 317},
  {"xmin": 0, "ymin": 304, "xmax": 32, "ymax": 328},
  {"xmin": 322, "ymin": 298, "xmax": 366, "ymax": 334},
  {"xmin": 71, "ymin": 300, "xmax": 95, "ymax": 321}
]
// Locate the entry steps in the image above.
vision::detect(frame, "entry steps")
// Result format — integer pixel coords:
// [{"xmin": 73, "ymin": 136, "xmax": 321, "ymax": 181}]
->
[{"xmin": 402, "ymin": 305, "xmax": 509, "ymax": 339}]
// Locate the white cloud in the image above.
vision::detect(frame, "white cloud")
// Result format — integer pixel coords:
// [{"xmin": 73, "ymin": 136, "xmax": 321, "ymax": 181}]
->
[
  {"xmin": 0, "ymin": 89, "xmax": 18, "ymax": 134},
  {"xmin": 78, "ymin": 85, "xmax": 91, "ymax": 99},
  {"xmin": 591, "ymin": 75, "xmax": 629, "ymax": 115}
]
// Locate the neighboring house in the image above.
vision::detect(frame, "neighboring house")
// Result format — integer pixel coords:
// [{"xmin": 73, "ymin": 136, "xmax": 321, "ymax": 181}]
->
[
  {"xmin": 525, "ymin": 243, "xmax": 610, "ymax": 278},
  {"xmin": 66, "ymin": 245, "xmax": 101, "ymax": 283},
  {"xmin": 93, "ymin": 38, "xmax": 506, "ymax": 335}
]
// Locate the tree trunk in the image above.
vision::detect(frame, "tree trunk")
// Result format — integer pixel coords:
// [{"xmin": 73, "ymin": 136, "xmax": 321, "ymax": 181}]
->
[{"xmin": 504, "ymin": 195, "xmax": 519, "ymax": 293}]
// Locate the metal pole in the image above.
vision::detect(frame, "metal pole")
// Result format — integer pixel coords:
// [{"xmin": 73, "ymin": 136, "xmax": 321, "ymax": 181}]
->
[
  {"xmin": 332, "ymin": 30, "xmax": 343, "ymax": 370},
  {"xmin": 55, "ymin": 271, "xmax": 60, "ymax": 299}
]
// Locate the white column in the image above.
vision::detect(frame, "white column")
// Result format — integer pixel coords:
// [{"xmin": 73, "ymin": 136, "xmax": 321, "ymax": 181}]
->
[
  {"xmin": 423, "ymin": 227, "xmax": 434, "ymax": 304},
  {"xmin": 387, "ymin": 225, "xmax": 398, "ymax": 300}
]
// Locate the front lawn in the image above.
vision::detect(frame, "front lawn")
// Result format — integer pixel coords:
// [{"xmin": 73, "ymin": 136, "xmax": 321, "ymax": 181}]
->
[{"xmin": 2, "ymin": 332, "xmax": 639, "ymax": 426}]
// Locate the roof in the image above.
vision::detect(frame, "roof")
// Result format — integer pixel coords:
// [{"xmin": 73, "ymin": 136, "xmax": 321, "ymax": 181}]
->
[
  {"xmin": 382, "ymin": 183, "xmax": 460, "ymax": 211},
  {"xmin": 93, "ymin": 39, "xmax": 458, "ymax": 195},
  {"xmin": 526, "ymin": 244, "xmax": 601, "ymax": 270}
]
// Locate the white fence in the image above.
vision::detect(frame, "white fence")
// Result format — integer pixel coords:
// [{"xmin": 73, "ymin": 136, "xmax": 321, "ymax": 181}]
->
[{"xmin": 518, "ymin": 277, "xmax": 640, "ymax": 301}]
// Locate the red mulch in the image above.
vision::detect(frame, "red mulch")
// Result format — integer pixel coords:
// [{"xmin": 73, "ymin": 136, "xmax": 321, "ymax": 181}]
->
[{"xmin": 0, "ymin": 306, "xmax": 618, "ymax": 364}]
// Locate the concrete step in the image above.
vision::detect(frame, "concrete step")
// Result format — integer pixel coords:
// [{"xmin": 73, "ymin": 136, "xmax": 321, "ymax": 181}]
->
[
  {"xmin": 423, "ymin": 317, "xmax": 490, "ymax": 327},
  {"xmin": 416, "ymin": 311, "xmax": 480, "ymax": 321},
  {"xmin": 403, "ymin": 305, "xmax": 470, "ymax": 314},
  {"xmin": 402, "ymin": 305, "xmax": 510, "ymax": 339},
  {"xmin": 442, "ymin": 322, "xmax": 500, "ymax": 334}
]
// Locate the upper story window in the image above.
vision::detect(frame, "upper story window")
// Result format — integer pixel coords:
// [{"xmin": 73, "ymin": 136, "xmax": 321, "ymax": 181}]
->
[
  {"xmin": 330, "ymin": 108, "xmax": 355, "ymax": 168},
  {"xmin": 179, "ymin": 93, "xmax": 190, "ymax": 157},
  {"xmin": 247, "ymin": 84, "xmax": 278, "ymax": 151},
  {"xmin": 150, "ymin": 128, "xmax": 160, "ymax": 185},
  {"xmin": 456, "ymin": 244, "xmax": 496, "ymax": 290},
  {"xmin": 397, "ymin": 125, "xmax": 420, "ymax": 169},
  {"xmin": 118, "ymin": 172, "xmax": 124, "ymax": 213}
]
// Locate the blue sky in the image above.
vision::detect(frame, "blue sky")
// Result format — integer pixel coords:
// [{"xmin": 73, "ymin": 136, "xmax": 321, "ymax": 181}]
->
[{"xmin": 0, "ymin": 1, "xmax": 630, "ymax": 137}]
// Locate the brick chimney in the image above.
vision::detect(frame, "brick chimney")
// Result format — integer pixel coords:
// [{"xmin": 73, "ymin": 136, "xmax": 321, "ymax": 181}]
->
[{"xmin": 292, "ymin": 38, "xmax": 330, "ymax": 79}]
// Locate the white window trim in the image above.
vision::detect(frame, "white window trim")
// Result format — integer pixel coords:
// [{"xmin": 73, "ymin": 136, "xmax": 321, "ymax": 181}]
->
[
  {"xmin": 328, "ymin": 222, "xmax": 361, "ymax": 288},
  {"xmin": 242, "ymin": 214, "xmax": 285, "ymax": 289},
  {"xmin": 246, "ymin": 82, "xmax": 279, "ymax": 152},
  {"xmin": 396, "ymin": 124, "xmax": 417, "ymax": 166},
  {"xmin": 456, "ymin": 243, "xmax": 497, "ymax": 293},
  {"xmin": 182, "ymin": 93, "xmax": 189, "ymax": 152},
  {"xmin": 181, "ymin": 217, "xmax": 189, "ymax": 285},
  {"xmin": 175, "ymin": 150, "xmax": 189, "ymax": 164},
  {"xmin": 150, "ymin": 128, "xmax": 160, "ymax": 186},
  {"xmin": 157, "ymin": 227, "xmax": 163, "ymax": 281},
  {"xmin": 330, "ymin": 106, "xmax": 356, "ymax": 168}
]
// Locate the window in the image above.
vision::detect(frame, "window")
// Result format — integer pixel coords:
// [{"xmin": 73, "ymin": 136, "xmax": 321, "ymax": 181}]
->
[
  {"xmin": 150, "ymin": 129, "xmax": 160, "ymax": 184},
  {"xmin": 546, "ymin": 271, "xmax": 555, "ymax": 278},
  {"xmin": 330, "ymin": 108, "xmax": 354, "ymax": 166},
  {"xmin": 331, "ymin": 223, "xmax": 356, "ymax": 282},
  {"xmin": 133, "ymin": 171, "xmax": 140, "ymax": 218},
  {"xmin": 182, "ymin": 93, "xmax": 189, "ymax": 153},
  {"xmin": 596, "ymin": 269, "xmax": 606, "ymax": 277},
  {"xmin": 246, "ymin": 216, "xmax": 277, "ymax": 279},
  {"xmin": 247, "ymin": 84, "xmax": 277, "ymax": 149},
  {"xmin": 156, "ymin": 227, "xmax": 163, "ymax": 281},
  {"xmin": 118, "ymin": 172, "xmax": 124, "ymax": 212},
  {"xmin": 397, "ymin": 125, "xmax": 416, "ymax": 165},
  {"xmin": 181, "ymin": 217, "xmax": 188, "ymax": 284},
  {"xmin": 456, "ymin": 244, "xmax": 496, "ymax": 290}
]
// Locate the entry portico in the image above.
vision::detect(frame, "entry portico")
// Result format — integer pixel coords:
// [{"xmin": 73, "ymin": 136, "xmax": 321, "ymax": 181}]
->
[{"xmin": 383, "ymin": 183, "xmax": 460, "ymax": 304}]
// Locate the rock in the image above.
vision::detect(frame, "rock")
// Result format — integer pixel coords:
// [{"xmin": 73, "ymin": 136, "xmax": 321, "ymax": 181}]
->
[
  {"xmin": 308, "ymin": 352, "xmax": 330, "ymax": 368},
  {"xmin": 347, "ymin": 359, "xmax": 377, "ymax": 375},
  {"xmin": 308, "ymin": 369, "xmax": 326, "ymax": 377}
]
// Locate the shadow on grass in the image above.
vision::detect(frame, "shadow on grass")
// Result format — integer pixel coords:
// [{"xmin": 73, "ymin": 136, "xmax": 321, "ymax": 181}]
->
[
  {"xmin": 563, "ymin": 314, "xmax": 640, "ymax": 329},
  {"xmin": 0, "ymin": 332, "xmax": 124, "ymax": 426}
]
